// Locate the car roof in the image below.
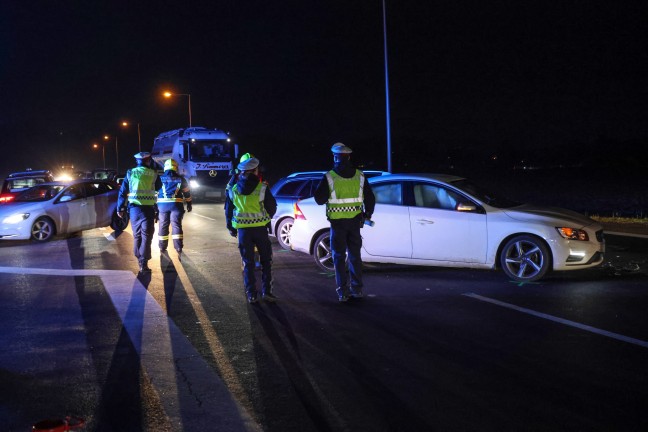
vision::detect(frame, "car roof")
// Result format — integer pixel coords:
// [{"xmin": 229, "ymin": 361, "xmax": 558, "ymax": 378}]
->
[
  {"xmin": 368, "ymin": 173, "xmax": 466, "ymax": 184},
  {"xmin": 284, "ymin": 170, "xmax": 389, "ymax": 179},
  {"xmin": 7, "ymin": 170, "xmax": 53, "ymax": 178},
  {"xmin": 37, "ymin": 178, "xmax": 117, "ymax": 187}
]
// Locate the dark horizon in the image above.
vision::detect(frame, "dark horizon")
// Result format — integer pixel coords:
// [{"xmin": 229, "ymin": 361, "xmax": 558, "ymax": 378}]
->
[{"xmin": 1, "ymin": 1, "xmax": 647, "ymax": 180}]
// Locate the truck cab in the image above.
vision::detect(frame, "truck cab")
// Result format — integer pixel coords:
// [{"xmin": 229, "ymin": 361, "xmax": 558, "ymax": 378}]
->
[{"xmin": 151, "ymin": 127, "xmax": 239, "ymax": 200}]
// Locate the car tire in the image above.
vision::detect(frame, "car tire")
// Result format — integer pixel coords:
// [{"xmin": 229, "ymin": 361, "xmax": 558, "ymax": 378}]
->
[
  {"xmin": 500, "ymin": 235, "xmax": 551, "ymax": 282},
  {"xmin": 313, "ymin": 231, "xmax": 335, "ymax": 272},
  {"xmin": 111, "ymin": 210, "xmax": 129, "ymax": 232},
  {"xmin": 31, "ymin": 217, "xmax": 55, "ymax": 242},
  {"xmin": 276, "ymin": 217, "xmax": 294, "ymax": 250}
]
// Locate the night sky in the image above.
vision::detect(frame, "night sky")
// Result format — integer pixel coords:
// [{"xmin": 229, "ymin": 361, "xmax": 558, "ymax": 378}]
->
[{"xmin": 1, "ymin": 1, "xmax": 646, "ymax": 180}]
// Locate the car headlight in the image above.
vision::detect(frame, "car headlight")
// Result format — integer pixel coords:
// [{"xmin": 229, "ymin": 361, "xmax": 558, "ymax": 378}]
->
[
  {"xmin": 3, "ymin": 213, "xmax": 30, "ymax": 224},
  {"xmin": 556, "ymin": 227, "xmax": 589, "ymax": 241},
  {"xmin": 189, "ymin": 179, "xmax": 200, "ymax": 188}
]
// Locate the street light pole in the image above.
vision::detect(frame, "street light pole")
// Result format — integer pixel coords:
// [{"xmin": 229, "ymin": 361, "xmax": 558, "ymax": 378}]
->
[
  {"xmin": 163, "ymin": 91, "xmax": 192, "ymax": 127},
  {"xmin": 104, "ymin": 135, "xmax": 119, "ymax": 174},
  {"xmin": 122, "ymin": 121, "xmax": 142, "ymax": 152},
  {"xmin": 93, "ymin": 143, "xmax": 105, "ymax": 169},
  {"xmin": 382, "ymin": 0, "xmax": 393, "ymax": 173}
]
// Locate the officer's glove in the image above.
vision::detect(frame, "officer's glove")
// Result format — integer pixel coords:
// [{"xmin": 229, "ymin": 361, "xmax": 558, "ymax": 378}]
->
[
  {"xmin": 229, "ymin": 229, "xmax": 238, "ymax": 238},
  {"xmin": 186, "ymin": 203, "xmax": 192, "ymax": 212}
]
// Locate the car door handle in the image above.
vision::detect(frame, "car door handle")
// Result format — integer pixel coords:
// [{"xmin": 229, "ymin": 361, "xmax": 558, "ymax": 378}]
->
[{"xmin": 416, "ymin": 219, "xmax": 434, "ymax": 224}]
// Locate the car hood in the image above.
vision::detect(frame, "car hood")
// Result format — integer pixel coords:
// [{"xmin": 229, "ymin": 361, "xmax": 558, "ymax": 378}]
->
[{"xmin": 502, "ymin": 204, "xmax": 597, "ymax": 228}]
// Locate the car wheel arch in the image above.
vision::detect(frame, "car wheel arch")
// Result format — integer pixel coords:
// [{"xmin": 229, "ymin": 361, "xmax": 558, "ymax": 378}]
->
[
  {"xmin": 310, "ymin": 228, "xmax": 330, "ymax": 255},
  {"xmin": 31, "ymin": 216, "xmax": 57, "ymax": 242},
  {"xmin": 497, "ymin": 233, "xmax": 553, "ymax": 281},
  {"xmin": 275, "ymin": 216, "xmax": 295, "ymax": 250}
]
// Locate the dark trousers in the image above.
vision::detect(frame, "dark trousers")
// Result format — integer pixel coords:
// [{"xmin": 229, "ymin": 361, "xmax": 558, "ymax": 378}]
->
[
  {"xmin": 158, "ymin": 204, "xmax": 185, "ymax": 251},
  {"xmin": 130, "ymin": 205, "xmax": 155, "ymax": 264},
  {"xmin": 238, "ymin": 226, "xmax": 273, "ymax": 295},
  {"xmin": 330, "ymin": 217, "xmax": 363, "ymax": 290}
]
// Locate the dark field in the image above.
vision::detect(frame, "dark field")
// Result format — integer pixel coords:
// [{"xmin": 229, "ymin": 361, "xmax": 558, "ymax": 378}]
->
[{"xmin": 470, "ymin": 167, "xmax": 648, "ymax": 219}]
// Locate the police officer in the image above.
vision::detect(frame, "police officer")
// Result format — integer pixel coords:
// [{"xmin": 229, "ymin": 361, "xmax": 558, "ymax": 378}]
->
[
  {"xmin": 117, "ymin": 152, "xmax": 162, "ymax": 273},
  {"xmin": 225, "ymin": 156, "xmax": 277, "ymax": 304},
  {"xmin": 314, "ymin": 143, "xmax": 375, "ymax": 302},
  {"xmin": 157, "ymin": 158, "xmax": 192, "ymax": 257}
]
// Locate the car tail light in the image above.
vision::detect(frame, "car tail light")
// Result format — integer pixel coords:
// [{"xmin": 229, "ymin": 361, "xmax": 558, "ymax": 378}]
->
[
  {"xmin": 0, "ymin": 195, "xmax": 15, "ymax": 204},
  {"xmin": 294, "ymin": 202, "xmax": 306, "ymax": 220}
]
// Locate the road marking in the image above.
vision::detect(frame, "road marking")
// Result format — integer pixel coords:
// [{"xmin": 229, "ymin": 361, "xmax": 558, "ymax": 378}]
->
[
  {"xmin": 463, "ymin": 293, "xmax": 648, "ymax": 349},
  {"xmin": 190, "ymin": 212, "xmax": 217, "ymax": 221},
  {"xmin": 0, "ymin": 266, "xmax": 258, "ymax": 430}
]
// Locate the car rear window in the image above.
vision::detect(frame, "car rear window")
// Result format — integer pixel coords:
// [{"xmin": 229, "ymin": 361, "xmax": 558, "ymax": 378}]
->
[{"xmin": 7, "ymin": 178, "xmax": 46, "ymax": 191}]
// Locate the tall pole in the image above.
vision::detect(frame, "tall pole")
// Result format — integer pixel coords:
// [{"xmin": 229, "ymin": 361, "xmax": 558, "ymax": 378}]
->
[
  {"xmin": 382, "ymin": 0, "xmax": 393, "ymax": 173},
  {"xmin": 188, "ymin": 94, "xmax": 192, "ymax": 127},
  {"xmin": 137, "ymin": 123, "xmax": 141, "ymax": 152},
  {"xmin": 102, "ymin": 145, "xmax": 106, "ymax": 169},
  {"xmin": 163, "ymin": 92, "xmax": 192, "ymax": 128}
]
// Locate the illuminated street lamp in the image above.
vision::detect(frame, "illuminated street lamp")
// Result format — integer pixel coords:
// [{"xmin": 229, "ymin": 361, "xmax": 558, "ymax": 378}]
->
[
  {"xmin": 104, "ymin": 135, "xmax": 119, "ymax": 174},
  {"xmin": 163, "ymin": 91, "xmax": 192, "ymax": 127},
  {"xmin": 93, "ymin": 143, "xmax": 105, "ymax": 169},
  {"xmin": 121, "ymin": 121, "xmax": 141, "ymax": 152}
]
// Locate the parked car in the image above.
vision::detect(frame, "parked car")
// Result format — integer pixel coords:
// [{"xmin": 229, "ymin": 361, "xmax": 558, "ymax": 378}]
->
[
  {"xmin": 0, "ymin": 179, "xmax": 126, "ymax": 242},
  {"xmin": 289, "ymin": 173, "xmax": 605, "ymax": 282},
  {"xmin": 269, "ymin": 170, "xmax": 388, "ymax": 250},
  {"xmin": 0, "ymin": 169, "xmax": 55, "ymax": 204}
]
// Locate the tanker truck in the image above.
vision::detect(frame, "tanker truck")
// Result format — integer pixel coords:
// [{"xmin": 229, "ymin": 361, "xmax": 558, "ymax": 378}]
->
[{"xmin": 151, "ymin": 127, "xmax": 239, "ymax": 200}]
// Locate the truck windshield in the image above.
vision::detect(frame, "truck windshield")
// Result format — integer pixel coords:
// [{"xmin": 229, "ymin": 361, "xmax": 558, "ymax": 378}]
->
[{"xmin": 189, "ymin": 140, "xmax": 233, "ymax": 162}]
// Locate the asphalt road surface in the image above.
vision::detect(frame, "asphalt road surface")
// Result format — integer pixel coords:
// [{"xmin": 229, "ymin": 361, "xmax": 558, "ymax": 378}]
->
[{"xmin": 1, "ymin": 202, "xmax": 647, "ymax": 431}]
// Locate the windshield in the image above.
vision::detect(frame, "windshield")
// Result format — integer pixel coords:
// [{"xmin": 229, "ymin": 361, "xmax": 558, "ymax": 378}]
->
[
  {"xmin": 15, "ymin": 185, "xmax": 65, "ymax": 202},
  {"xmin": 189, "ymin": 140, "xmax": 233, "ymax": 162},
  {"xmin": 450, "ymin": 179, "xmax": 521, "ymax": 208}
]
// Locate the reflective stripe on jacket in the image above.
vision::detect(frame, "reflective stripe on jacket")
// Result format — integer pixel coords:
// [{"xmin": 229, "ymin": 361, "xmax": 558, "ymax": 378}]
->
[
  {"xmin": 127, "ymin": 166, "xmax": 158, "ymax": 206},
  {"xmin": 230, "ymin": 182, "xmax": 271, "ymax": 228},
  {"xmin": 157, "ymin": 171, "xmax": 191, "ymax": 204},
  {"xmin": 325, "ymin": 170, "xmax": 364, "ymax": 219}
]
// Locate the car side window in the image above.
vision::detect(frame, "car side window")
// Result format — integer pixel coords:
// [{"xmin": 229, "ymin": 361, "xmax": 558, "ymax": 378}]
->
[
  {"xmin": 413, "ymin": 183, "xmax": 460, "ymax": 210},
  {"xmin": 372, "ymin": 182, "xmax": 403, "ymax": 205},
  {"xmin": 275, "ymin": 180, "xmax": 308, "ymax": 198},
  {"xmin": 298, "ymin": 180, "xmax": 317, "ymax": 199},
  {"xmin": 84, "ymin": 182, "xmax": 109, "ymax": 197},
  {"xmin": 59, "ymin": 184, "xmax": 85, "ymax": 202}
]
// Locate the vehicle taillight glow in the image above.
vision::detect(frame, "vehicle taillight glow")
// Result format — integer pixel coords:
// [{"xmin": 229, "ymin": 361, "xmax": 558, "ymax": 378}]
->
[
  {"xmin": 294, "ymin": 202, "xmax": 306, "ymax": 220},
  {"xmin": 0, "ymin": 195, "xmax": 15, "ymax": 204}
]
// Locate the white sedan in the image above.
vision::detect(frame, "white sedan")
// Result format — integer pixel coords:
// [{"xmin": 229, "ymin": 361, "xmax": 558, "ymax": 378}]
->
[
  {"xmin": 0, "ymin": 179, "xmax": 125, "ymax": 242},
  {"xmin": 290, "ymin": 173, "xmax": 605, "ymax": 282}
]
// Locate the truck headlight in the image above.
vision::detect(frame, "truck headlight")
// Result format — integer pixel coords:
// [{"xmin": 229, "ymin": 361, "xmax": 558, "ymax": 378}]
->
[
  {"xmin": 3, "ymin": 213, "xmax": 30, "ymax": 224},
  {"xmin": 189, "ymin": 179, "xmax": 200, "ymax": 188}
]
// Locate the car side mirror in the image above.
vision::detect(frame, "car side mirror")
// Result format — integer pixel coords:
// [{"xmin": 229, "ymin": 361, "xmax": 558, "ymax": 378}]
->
[
  {"xmin": 59, "ymin": 196, "xmax": 72, "ymax": 203},
  {"xmin": 456, "ymin": 202, "xmax": 477, "ymax": 212}
]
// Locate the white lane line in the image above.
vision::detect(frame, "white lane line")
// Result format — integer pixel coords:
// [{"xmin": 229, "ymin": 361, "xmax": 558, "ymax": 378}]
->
[
  {"xmin": 0, "ymin": 266, "xmax": 258, "ymax": 431},
  {"xmin": 463, "ymin": 293, "xmax": 648, "ymax": 349},
  {"xmin": 190, "ymin": 212, "xmax": 217, "ymax": 221}
]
